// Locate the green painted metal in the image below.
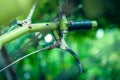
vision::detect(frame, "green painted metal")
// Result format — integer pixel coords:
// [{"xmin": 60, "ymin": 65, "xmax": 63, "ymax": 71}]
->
[
  {"xmin": 53, "ymin": 30, "xmax": 60, "ymax": 40},
  {"xmin": 53, "ymin": 15, "xmax": 68, "ymax": 40},
  {"xmin": 91, "ymin": 21, "xmax": 98, "ymax": 28},
  {"xmin": 0, "ymin": 22, "xmax": 58, "ymax": 48},
  {"xmin": 59, "ymin": 15, "xmax": 68, "ymax": 31},
  {"xmin": 0, "ymin": 21, "xmax": 98, "ymax": 48}
]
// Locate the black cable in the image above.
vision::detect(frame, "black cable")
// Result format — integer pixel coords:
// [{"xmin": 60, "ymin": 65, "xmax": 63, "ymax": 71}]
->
[{"xmin": 65, "ymin": 47, "xmax": 82, "ymax": 73}]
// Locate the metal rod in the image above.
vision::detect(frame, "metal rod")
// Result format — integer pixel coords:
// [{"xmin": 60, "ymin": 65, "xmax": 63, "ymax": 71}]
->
[{"xmin": 0, "ymin": 22, "xmax": 58, "ymax": 48}]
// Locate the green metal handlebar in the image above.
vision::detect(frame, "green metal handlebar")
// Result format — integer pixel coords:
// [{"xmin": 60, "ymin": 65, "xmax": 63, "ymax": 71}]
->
[
  {"xmin": 0, "ymin": 20, "xmax": 97, "ymax": 48},
  {"xmin": 0, "ymin": 22, "xmax": 58, "ymax": 48}
]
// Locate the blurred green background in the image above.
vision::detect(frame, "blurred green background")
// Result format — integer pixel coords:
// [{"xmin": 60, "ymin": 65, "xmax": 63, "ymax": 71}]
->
[{"xmin": 0, "ymin": 0, "xmax": 120, "ymax": 80}]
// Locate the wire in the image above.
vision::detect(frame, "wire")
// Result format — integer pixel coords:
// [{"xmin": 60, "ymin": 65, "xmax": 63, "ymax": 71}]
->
[
  {"xmin": 0, "ymin": 47, "xmax": 48, "ymax": 72},
  {"xmin": 58, "ymin": 38, "xmax": 82, "ymax": 73},
  {"xmin": 65, "ymin": 47, "xmax": 82, "ymax": 74}
]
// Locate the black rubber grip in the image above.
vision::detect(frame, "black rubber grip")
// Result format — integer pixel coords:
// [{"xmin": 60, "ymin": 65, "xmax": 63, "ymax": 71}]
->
[{"xmin": 68, "ymin": 20, "xmax": 93, "ymax": 31}]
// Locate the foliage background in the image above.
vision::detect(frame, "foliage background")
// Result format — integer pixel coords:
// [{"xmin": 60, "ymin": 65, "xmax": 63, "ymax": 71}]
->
[{"xmin": 0, "ymin": 0, "xmax": 120, "ymax": 80}]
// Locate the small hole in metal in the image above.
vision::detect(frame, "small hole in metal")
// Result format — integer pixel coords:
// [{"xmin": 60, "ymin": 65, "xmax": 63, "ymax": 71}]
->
[{"xmin": 46, "ymin": 24, "xmax": 49, "ymax": 26}]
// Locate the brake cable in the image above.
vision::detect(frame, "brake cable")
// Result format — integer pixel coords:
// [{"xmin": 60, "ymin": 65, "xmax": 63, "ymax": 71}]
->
[{"xmin": 52, "ymin": 38, "xmax": 82, "ymax": 73}]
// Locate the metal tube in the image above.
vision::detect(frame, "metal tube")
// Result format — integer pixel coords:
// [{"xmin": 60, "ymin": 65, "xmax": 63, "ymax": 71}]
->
[{"xmin": 0, "ymin": 22, "xmax": 58, "ymax": 48}]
